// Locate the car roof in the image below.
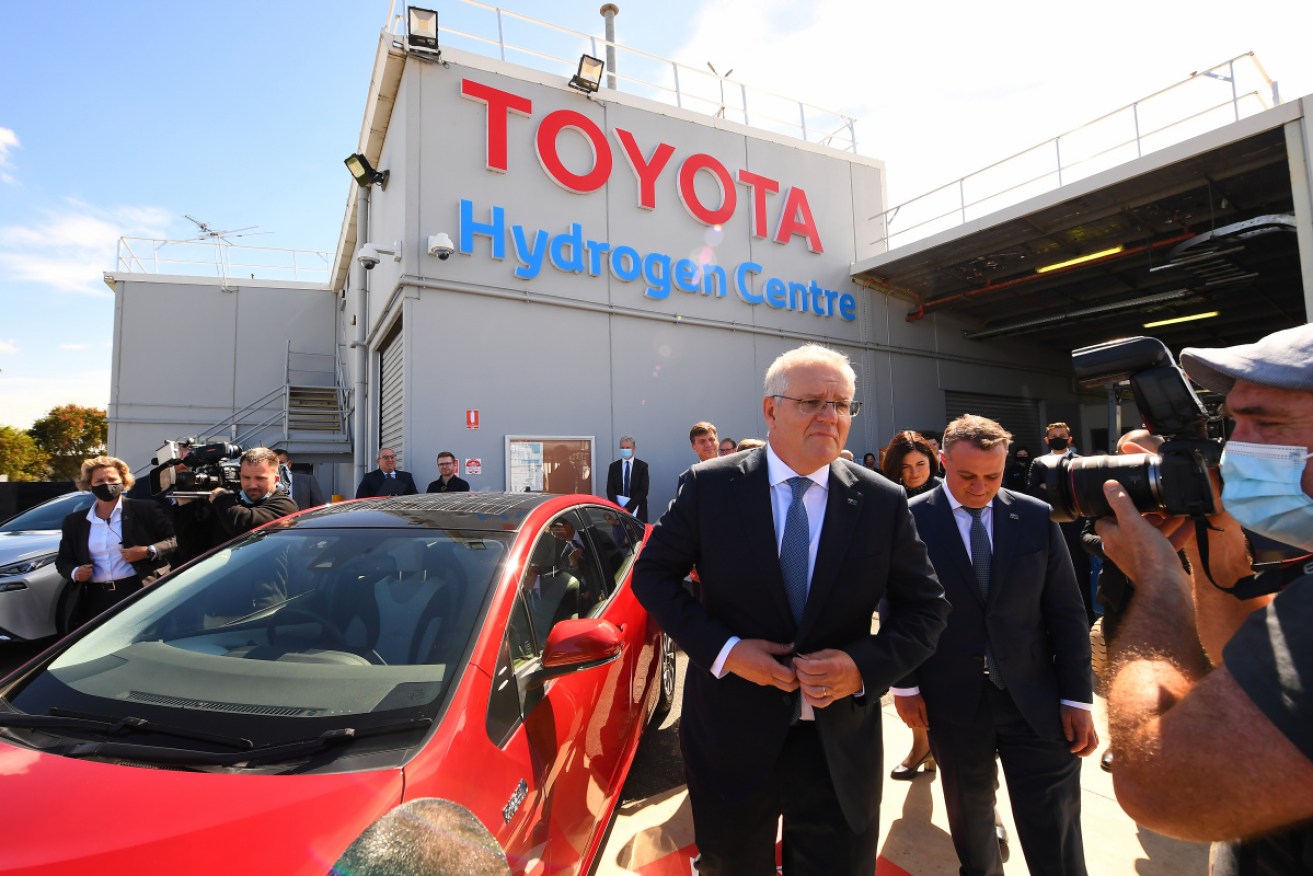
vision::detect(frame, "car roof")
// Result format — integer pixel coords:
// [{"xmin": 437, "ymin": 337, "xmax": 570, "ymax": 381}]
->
[{"xmin": 282, "ymin": 492, "xmax": 582, "ymax": 533}]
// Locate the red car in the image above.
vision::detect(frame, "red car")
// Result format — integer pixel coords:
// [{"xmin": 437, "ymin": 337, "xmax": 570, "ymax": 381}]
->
[{"xmin": 0, "ymin": 492, "xmax": 674, "ymax": 874}]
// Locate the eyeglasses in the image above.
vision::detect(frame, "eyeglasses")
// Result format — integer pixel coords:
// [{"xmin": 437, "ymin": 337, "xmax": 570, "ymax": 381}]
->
[
  {"xmin": 438, "ymin": 461, "xmax": 457, "ymax": 467},
  {"xmin": 773, "ymin": 395, "xmax": 861, "ymax": 417}
]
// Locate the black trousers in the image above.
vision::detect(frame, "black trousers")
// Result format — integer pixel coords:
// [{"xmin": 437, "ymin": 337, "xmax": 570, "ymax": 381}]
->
[
  {"xmin": 72, "ymin": 575, "xmax": 143, "ymax": 628},
  {"xmin": 686, "ymin": 722, "xmax": 880, "ymax": 876},
  {"xmin": 929, "ymin": 684, "xmax": 1086, "ymax": 876}
]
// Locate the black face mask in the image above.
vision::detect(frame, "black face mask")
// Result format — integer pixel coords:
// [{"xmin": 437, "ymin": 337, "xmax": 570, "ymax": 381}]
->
[
  {"xmin": 1048, "ymin": 437, "xmax": 1070, "ymax": 451},
  {"xmin": 1015, "ymin": 455, "xmax": 1030, "ymax": 464},
  {"xmin": 91, "ymin": 483, "xmax": 124, "ymax": 502}
]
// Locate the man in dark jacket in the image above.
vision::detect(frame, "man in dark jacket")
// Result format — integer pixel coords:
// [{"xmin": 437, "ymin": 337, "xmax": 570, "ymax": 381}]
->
[{"xmin": 174, "ymin": 447, "xmax": 298, "ymax": 562}]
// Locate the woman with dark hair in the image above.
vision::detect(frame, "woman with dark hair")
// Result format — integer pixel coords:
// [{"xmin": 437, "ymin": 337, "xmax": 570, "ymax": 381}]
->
[
  {"xmin": 881, "ymin": 430, "xmax": 942, "ymax": 499},
  {"xmin": 55, "ymin": 455, "xmax": 176, "ymax": 629},
  {"xmin": 881, "ymin": 430, "xmax": 943, "ymax": 779}
]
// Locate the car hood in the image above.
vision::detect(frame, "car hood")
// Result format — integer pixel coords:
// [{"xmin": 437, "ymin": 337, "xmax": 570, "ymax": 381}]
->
[
  {"xmin": 0, "ymin": 741, "xmax": 404, "ymax": 875},
  {"xmin": 0, "ymin": 531, "xmax": 60, "ymax": 562}
]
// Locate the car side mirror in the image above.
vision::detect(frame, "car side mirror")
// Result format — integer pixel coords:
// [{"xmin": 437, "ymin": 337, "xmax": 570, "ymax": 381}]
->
[{"xmin": 528, "ymin": 618, "xmax": 622, "ymax": 686}]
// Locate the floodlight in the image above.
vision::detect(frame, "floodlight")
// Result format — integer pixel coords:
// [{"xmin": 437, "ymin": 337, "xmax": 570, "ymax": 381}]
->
[
  {"xmin": 344, "ymin": 153, "xmax": 389, "ymax": 190},
  {"xmin": 569, "ymin": 54, "xmax": 605, "ymax": 94},
  {"xmin": 407, "ymin": 7, "xmax": 439, "ymax": 52}
]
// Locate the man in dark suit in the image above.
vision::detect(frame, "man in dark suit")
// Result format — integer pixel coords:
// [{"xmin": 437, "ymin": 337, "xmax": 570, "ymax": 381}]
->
[
  {"xmin": 633, "ymin": 344, "xmax": 949, "ymax": 876},
  {"xmin": 893, "ymin": 414, "xmax": 1097, "ymax": 876},
  {"xmin": 426, "ymin": 451, "xmax": 470, "ymax": 493},
  {"xmin": 355, "ymin": 448, "xmax": 419, "ymax": 499},
  {"xmin": 274, "ymin": 449, "xmax": 326, "ymax": 510},
  {"xmin": 605, "ymin": 435, "xmax": 650, "ymax": 521}
]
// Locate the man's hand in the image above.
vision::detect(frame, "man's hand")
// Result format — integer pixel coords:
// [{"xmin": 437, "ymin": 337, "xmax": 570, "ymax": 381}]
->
[
  {"xmin": 207, "ymin": 487, "xmax": 228, "ymax": 504},
  {"xmin": 894, "ymin": 693, "xmax": 929, "ymax": 729},
  {"xmin": 1096, "ymin": 481, "xmax": 1189, "ymax": 589},
  {"xmin": 794, "ymin": 648, "xmax": 862, "ymax": 708},
  {"xmin": 1061, "ymin": 705, "xmax": 1099, "ymax": 756},
  {"xmin": 723, "ymin": 639, "xmax": 799, "ymax": 691},
  {"xmin": 119, "ymin": 545, "xmax": 148, "ymax": 563}
]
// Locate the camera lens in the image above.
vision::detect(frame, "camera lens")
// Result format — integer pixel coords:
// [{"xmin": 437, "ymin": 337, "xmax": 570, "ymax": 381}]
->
[{"xmin": 1029, "ymin": 453, "xmax": 1161, "ymax": 522}]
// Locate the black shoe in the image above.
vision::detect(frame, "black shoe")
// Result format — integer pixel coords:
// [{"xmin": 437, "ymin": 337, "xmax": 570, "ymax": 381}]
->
[{"xmin": 889, "ymin": 751, "xmax": 936, "ymax": 780}]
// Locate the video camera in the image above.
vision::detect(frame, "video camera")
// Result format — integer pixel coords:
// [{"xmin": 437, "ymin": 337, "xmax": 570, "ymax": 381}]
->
[
  {"xmin": 149, "ymin": 439, "xmax": 244, "ymax": 498},
  {"xmin": 1028, "ymin": 336, "xmax": 1223, "ymax": 522}
]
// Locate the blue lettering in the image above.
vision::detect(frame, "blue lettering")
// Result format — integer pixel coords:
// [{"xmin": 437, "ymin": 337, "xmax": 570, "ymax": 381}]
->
[
  {"xmin": 674, "ymin": 259, "xmax": 699, "ymax": 293},
  {"xmin": 643, "ymin": 252, "xmax": 672, "ymax": 300},
  {"xmin": 549, "ymin": 224, "xmax": 586, "ymax": 273},
  {"xmin": 586, "ymin": 239, "xmax": 611, "ymax": 275},
  {"xmin": 460, "ymin": 199, "xmax": 505, "ymax": 259},
  {"xmin": 764, "ymin": 277, "xmax": 787, "ymax": 309},
  {"xmin": 838, "ymin": 293, "xmax": 857, "ymax": 321},
  {"xmin": 611, "ymin": 246, "xmax": 641, "ymax": 281},
  {"xmin": 735, "ymin": 262, "xmax": 763, "ymax": 304},
  {"xmin": 511, "ymin": 225, "xmax": 549, "ymax": 280},
  {"xmin": 788, "ymin": 281, "xmax": 808, "ymax": 312}
]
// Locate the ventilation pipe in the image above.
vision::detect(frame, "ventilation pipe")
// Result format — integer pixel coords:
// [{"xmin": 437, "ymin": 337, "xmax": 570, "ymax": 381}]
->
[{"xmin": 600, "ymin": 4, "xmax": 618, "ymax": 90}]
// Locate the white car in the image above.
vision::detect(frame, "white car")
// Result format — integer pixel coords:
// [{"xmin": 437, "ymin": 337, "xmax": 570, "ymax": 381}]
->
[{"xmin": 0, "ymin": 492, "xmax": 95, "ymax": 642}]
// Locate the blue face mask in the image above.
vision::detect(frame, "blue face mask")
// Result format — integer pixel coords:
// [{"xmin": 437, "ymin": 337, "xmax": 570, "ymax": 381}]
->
[
  {"xmin": 619, "ymin": 448, "xmax": 633, "ymax": 460},
  {"xmin": 1220, "ymin": 441, "xmax": 1313, "ymax": 552}
]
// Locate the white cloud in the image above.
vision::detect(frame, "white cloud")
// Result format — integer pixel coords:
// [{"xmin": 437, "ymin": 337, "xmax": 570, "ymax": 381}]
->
[
  {"xmin": 0, "ymin": 339, "xmax": 17, "ymax": 355},
  {"xmin": 0, "ymin": 200, "xmax": 174, "ymax": 295},
  {"xmin": 0, "ymin": 128, "xmax": 16, "ymax": 184}
]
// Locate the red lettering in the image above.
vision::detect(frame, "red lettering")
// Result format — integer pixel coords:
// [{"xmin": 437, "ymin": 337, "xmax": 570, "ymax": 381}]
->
[
  {"xmin": 535, "ymin": 110, "xmax": 612, "ymax": 194},
  {"xmin": 736, "ymin": 170, "xmax": 780, "ymax": 239},
  {"xmin": 460, "ymin": 79, "xmax": 532, "ymax": 173},
  {"xmin": 678, "ymin": 154, "xmax": 737, "ymax": 226},
  {"xmin": 774, "ymin": 186, "xmax": 823, "ymax": 253},
  {"xmin": 615, "ymin": 128, "xmax": 675, "ymax": 210}
]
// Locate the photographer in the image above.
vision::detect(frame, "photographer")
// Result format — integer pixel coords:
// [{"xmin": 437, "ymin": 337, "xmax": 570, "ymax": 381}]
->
[
  {"xmin": 173, "ymin": 447, "xmax": 298, "ymax": 562},
  {"xmin": 1096, "ymin": 324, "xmax": 1313, "ymax": 873}
]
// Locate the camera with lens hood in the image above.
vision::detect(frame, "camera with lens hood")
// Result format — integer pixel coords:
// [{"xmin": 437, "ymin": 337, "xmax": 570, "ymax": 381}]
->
[
  {"xmin": 148, "ymin": 439, "xmax": 244, "ymax": 497},
  {"xmin": 1028, "ymin": 336, "xmax": 1222, "ymax": 522}
]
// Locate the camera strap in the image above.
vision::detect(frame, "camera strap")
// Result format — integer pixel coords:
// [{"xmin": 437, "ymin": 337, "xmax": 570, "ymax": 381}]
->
[{"xmin": 1195, "ymin": 517, "xmax": 1313, "ymax": 599}]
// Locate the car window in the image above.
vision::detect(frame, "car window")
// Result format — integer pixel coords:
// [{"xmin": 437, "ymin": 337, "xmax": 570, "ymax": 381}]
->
[
  {"xmin": 578, "ymin": 506, "xmax": 641, "ymax": 599},
  {"xmin": 0, "ymin": 493, "xmax": 94, "ymax": 532},
  {"xmin": 518, "ymin": 529, "xmax": 582, "ymax": 649},
  {"xmin": 7, "ymin": 527, "xmax": 512, "ymax": 750}
]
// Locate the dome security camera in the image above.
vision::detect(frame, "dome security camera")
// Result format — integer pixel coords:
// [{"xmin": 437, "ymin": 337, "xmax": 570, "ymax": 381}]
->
[{"xmin": 428, "ymin": 233, "xmax": 455, "ymax": 260}]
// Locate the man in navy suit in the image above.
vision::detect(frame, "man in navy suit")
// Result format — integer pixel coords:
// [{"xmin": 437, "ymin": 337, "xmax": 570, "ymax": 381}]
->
[
  {"xmin": 634, "ymin": 344, "xmax": 949, "ymax": 876},
  {"xmin": 893, "ymin": 414, "xmax": 1097, "ymax": 876},
  {"xmin": 355, "ymin": 448, "xmax": 419, "ymax": 499},
  {"xmin": 605, "ymin": 435, "xmax": 650, "ymax": 521}
]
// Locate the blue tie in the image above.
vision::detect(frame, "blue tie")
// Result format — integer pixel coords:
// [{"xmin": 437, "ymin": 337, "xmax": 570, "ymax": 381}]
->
[
  {"xmin": 967, "ymin": 506, "xmax": 1005, "ymax": 689},
  {"xmin": 623, "ymin": 461, "xmax": 631, "ymax": 497},
  {"xmin": 781, "ymin": 477, "xmax": 812, "ymax": 623}
]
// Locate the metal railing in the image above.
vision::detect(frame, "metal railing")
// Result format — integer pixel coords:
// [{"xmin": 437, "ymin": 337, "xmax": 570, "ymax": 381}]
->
[
  {"xmin": 869, "ymin": 53, "xmax": 1278, "ymax": 252},
  {"xmin": 391, "ymin": 0, "xmax": 857, "ymax": 152},
  {"xmin": 115, "ymin": 237, "xmax": 333, "ymax": 284}
]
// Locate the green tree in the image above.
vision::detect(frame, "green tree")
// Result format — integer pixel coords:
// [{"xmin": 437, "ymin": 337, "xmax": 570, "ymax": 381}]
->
[
  {"xmin": 0, "ymin": 426, "xmax": 47, "ymax": 481},
  {"xmin": 28, "ymin": 404, "xmax": 108, "ymax": 482}
]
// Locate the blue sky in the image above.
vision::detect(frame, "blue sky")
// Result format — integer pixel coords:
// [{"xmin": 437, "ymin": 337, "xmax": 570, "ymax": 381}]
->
[{"xmin": 3, "ymin": 0, "xmax": 1311, "ymax": 430}]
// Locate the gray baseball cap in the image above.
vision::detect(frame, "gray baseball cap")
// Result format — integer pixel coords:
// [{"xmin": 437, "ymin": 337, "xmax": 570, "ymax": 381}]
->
[{"xmin": 1179, "ymin": 323, "xmax": 1313, "ymax": 394}]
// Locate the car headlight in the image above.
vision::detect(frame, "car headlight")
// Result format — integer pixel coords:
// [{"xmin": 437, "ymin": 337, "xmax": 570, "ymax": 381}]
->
[{"xmin": 0, "ymin": 552, "xmax": 57, "ymax": 578}]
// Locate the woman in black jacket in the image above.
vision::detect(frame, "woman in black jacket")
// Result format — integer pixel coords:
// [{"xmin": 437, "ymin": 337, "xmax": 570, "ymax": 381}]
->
[{"xmin": 55, "ymin": 455, "xmax": 175, "ymax": 629}]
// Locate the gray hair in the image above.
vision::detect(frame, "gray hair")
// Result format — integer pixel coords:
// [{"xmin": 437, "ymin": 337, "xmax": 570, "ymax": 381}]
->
[
  {"xmin": 619, "ymin": 435, "xmax": 635, "ymax": 446},
  {"xmin": 763, "ymin": 344, "xmax": 856, "ymax": 398}
]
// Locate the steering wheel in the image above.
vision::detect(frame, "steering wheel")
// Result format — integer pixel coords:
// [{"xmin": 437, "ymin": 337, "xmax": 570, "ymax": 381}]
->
[{"xmin": 266, "ymin": 606, "xmax": 388, "ymax": 665}]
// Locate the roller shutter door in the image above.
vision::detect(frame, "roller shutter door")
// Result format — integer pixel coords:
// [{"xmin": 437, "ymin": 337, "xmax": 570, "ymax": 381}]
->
[
  {"xmin": 378, "ymin": 320, "xmax": 404, "ymax": 462},
  {"xmin": 943, "ymin": 391, "xmax": 1043, "ymax": 448}
]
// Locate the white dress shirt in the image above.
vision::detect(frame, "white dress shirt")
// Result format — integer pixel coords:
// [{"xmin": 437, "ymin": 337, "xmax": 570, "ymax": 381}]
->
[{"xmin": 85, "ymin": 499, "xmax": 136, "ymax": 583}]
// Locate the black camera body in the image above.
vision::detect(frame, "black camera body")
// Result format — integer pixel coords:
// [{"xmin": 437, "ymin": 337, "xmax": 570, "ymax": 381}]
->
[
  {"xmin": 1028, "ymin": 337, "xmax": 1221, "ymax": 522},
  {"xmin": 149, "ymin": 439, "xmax": 244, "ymax": 497}
]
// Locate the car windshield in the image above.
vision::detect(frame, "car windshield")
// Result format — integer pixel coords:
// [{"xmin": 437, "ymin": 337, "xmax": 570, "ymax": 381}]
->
[
  {"xmin": 2, "ymin": 525, "xmax": 511, "ymax": 763},
  {"xmin": 0, "ymin": 493, "xmax": 94, "ymax": 532}
]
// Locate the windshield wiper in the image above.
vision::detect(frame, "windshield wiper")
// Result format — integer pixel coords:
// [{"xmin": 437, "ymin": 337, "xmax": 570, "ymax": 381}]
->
[
  {"xmin": 40, "ymin": 717, "xmax": 432, "ymax": 767},
  {"xmin": 0, "ymin": 709, "xmax": 253, "ymax": 750}
]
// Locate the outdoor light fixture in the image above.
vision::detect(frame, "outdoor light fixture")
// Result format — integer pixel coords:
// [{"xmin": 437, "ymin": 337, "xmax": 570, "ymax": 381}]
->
[
  {"xmin": 569, "ymin": 54, "xmax": 605, "ymax": 93},
  {"xmin": 344, "ymin": 153, "xmax": 389, "ymax": 190},
  {"xmin": 1035, "ymin": 245, "xmax": 1125, "ymax": 274},
  {"xmin": 1143, "ymin": 310, "xmax": 1220, "ymax": 328},
  {"xmin": 407, "ymin": 7, "xmax": 439, "ymax": 53}
]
